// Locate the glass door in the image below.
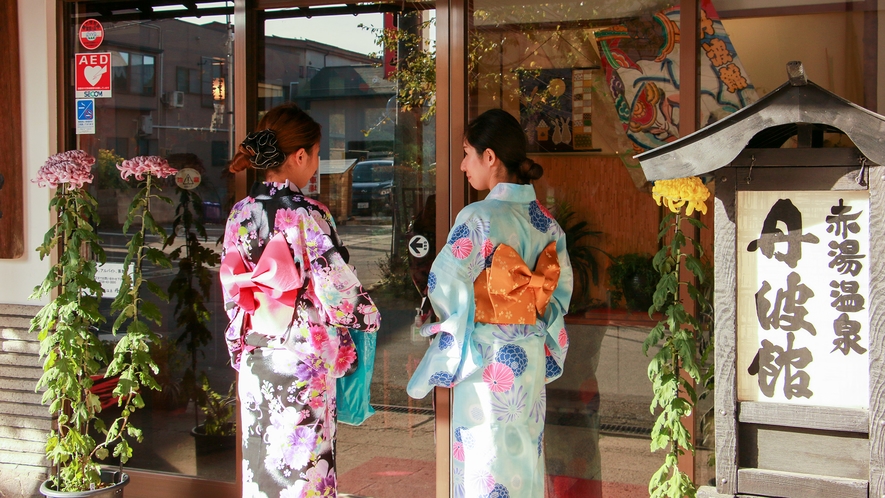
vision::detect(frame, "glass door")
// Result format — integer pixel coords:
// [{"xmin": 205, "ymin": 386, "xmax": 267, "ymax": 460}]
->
[
  {"xmin": 64, "ymin": 1, "xmax": 239, "ymax": 494},
  {"xmin": 256, "ymin": 3, "xmax": 438, "ymax": 496}
]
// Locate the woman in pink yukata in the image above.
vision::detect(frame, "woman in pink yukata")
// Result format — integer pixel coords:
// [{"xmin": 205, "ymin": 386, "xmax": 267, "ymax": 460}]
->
[
  {"xmin": 220, "ymin": 104, "xmax": 380, "ymax": 498},
  {"xmin": 407, "ymin": 109, "xmax": 574, "ymax": 498}
]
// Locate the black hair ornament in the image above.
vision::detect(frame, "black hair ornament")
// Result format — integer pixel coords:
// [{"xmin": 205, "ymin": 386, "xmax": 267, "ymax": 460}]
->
[{"xmin": 240, "ymin": 129, "xmax": 286, "ymax": 170}]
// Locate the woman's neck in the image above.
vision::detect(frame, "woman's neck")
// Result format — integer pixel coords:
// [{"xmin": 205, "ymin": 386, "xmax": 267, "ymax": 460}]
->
[{"xmin": 264, "ymin": 169, "xmax": 288, "ymax": 183}]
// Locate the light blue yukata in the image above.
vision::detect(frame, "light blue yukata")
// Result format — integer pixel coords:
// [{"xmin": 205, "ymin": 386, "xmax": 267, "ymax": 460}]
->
[{"xmin": 407, "ymin": 183, "xmax": 573, "ymax": 498}]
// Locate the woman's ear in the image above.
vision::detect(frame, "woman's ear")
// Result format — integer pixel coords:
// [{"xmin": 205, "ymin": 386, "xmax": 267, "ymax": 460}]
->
[
  {"xmin": 484, "ymin": 147, "xmax": 497, "ymax": 167},
  {"xmin": 292, "ymin": 147, "xmax": 308, "ymax": 167}
]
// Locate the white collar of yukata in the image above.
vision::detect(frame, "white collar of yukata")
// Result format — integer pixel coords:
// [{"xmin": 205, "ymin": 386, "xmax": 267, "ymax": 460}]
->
[{"xmin": 486, "ymin": 182, "xmax": 536, "ymax": 203}]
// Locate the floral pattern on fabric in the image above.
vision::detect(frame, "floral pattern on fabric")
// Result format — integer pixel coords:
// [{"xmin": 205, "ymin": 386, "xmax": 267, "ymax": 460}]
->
[
  {"xmin": 406, "ymin": 183, "xmax": 574, "ymax": 498},
  {"xmin": 222, "ymin": 180, "xmax": 380, "ymax": 498}
]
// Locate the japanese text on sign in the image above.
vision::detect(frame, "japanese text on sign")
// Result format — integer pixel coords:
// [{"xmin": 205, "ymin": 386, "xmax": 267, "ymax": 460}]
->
[{"xmin": 737, "ymin": 191, "xmax": 869, "ymax": 409}]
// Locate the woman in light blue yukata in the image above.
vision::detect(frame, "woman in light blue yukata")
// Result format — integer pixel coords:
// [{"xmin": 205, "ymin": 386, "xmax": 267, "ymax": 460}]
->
[{"xmin": 407, "ymin": 109, "xmax": 573, "ymax": 498}]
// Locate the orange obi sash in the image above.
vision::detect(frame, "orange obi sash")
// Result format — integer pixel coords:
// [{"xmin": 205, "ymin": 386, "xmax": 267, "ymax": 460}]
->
[{"xmin": 473, "ymin": 241, "xmax": 560, "ymax": 325}]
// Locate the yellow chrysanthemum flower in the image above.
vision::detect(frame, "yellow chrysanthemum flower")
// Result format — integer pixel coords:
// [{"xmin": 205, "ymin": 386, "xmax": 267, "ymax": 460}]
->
[{"xmin": 652, "ymin": 176, "xmax": 710, "ymax": 215}]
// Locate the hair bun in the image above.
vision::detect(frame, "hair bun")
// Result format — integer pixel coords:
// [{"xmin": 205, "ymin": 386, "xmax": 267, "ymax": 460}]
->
[{"xmin": 519, "ymin": 158, "xmax": 544, "ymax": 182}]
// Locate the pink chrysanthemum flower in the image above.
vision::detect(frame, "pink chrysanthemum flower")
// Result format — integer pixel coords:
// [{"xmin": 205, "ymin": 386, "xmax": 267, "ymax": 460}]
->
[
  {"xmin": 117, "ymin": 155, "xmax": 178, "ymax": 181},
  {"xmin": 32, "ymin": 150, "xmax": 95, "ymax": 189}
]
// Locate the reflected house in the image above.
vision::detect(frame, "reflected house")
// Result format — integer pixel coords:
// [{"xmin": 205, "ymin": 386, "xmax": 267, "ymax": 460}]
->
[
  {"xmin": 288, "ymin": 63, "xmax": 397, "ymax": 221},
  {"xmin": 90, "ymin": 19, "xmax": 235, "ymax": 161},
  {"xmin": 83, "ymin": 22, "xmax": 389, "ymax": 218},
  {"xmin": 261, "ymin": 37, "xmax": 396, "ymax": 164},
  {"xmin": 293, "ymin": 64, "xmax": 396, "ymax": 162},
  {"xmin": 317, "ymin": 158, "xmax": 358, "ymax": 220}
]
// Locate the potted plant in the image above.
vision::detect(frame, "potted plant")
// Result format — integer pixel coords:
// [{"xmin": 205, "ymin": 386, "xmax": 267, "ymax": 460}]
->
[
  {"xmin": 191, "ymin": 375, "xmax": 237, "ymax": 451},
  {"xmin": 191, "ymin": 375, "xmax": 237, "ymax": 478},
  {"xmin": 29, "ymin": 151, "xmax": 177, "ymax": 496},
  {"xmin": 552, "ymin": 200, "xmax": 610, "ymax": 313},
  {"xmin": 163, "ymin": 156, "xmax": 220, "ymax": 427},
  {"xmin": 607, "ymin": 252, "xmax": 660, "ymax": 312}
]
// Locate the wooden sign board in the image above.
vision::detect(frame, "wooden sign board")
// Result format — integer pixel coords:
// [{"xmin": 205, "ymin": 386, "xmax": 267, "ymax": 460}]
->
[
  {"xmin": 634, "ymin": 68, "xmax": 885, "ymax": 498},
  {"xmin": 736, "ymin": 190, "xmax": 870, "ymax": 409}
]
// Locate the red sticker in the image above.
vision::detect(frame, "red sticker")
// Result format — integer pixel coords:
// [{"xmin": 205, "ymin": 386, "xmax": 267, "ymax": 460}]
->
[{"xmin": 79, "ymin": 19, "xmax": 104, "ymax": 50}]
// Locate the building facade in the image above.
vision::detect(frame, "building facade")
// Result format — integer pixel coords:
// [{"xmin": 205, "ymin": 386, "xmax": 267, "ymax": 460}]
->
[{"xmin": 0, "ymin": 1, "xmax": 882, "ymax": 497}]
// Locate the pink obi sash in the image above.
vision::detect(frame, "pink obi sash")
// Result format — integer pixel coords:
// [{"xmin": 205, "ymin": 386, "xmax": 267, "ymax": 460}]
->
[{"xmin": 220, "ymin": 232, "xmax": 304, "ymax": 343}]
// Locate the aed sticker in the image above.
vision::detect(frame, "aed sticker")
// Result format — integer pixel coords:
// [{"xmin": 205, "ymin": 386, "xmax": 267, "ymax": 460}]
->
[{"xmin": 175, "ymin": 168, "xmax": 201, "ymax": 190}]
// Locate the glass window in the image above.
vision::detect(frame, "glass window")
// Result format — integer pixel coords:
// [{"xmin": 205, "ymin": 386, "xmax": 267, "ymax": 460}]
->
[
  {"xmin": 258, "ymin": 6, "xmax": 437, "ymax": 496},
  {"xmin": 177, "ymin": 66, "xmax": 201, "ymax": 94},
  {"xmin": 464, "ymin": 0, "xmax": 882, "ymax": 492},
  {"xmin": 465, "ymin": 0, "xmax": 727, "ymax": 495},
  {"xmin": 66, "ymin": 1, "xmax": 237, "ymax": 484},
  {"xmin": 109, "ymin": 51, "xmax": 157, "ymax": 96}
]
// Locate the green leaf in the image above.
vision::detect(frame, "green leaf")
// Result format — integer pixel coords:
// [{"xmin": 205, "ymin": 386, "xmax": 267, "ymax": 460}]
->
[
  {"xmin": 685, "ymin": 216, "xmax": 705, "ymax": 229},
  {"xmin": 643, "ymin": 323, "xmax": 665, "ymax": 354},
  {"xmin": 684, "ymin": 255, "xmax": 705, "ymax": 283}
]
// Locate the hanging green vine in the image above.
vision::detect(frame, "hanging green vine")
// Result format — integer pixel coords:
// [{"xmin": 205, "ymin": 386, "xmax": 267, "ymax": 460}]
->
[{"xmin": 644, "ymin": 176, "xmax": 712, "ymax": 498}]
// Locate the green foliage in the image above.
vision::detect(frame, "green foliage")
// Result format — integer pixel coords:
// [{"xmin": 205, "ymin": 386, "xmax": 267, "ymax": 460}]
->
[
  {"xmin": 164, "ymin": 187, "xmax": 220, "ymax": 414},
  {"xmin": 103, "ymin": 174, "xmax": 171, "ymax": 479},
  {"xmin": 552, "ymin": 201, "xmax": 610, "ymax": 312},
  {"xmin": 196, "ymin": 375, "xmax": 236, "ymax": 437},
  {"xmin": 608, "ymin": 252, "xmax": 660, "ymax": 311},
  {"xmin": 375, "ymin": 250, "xmax": 415, "ymax": 298},
  {"xmin": 644, "ymin": 210, "xmax": 712, "ymax": 498},
  {"xmin": 29, "ymin": 185, "xmax": 108, "ymax": 492},
  {"xmin": 30, "ymin": 174, "xmax": 176, "ymax": 491},
  {"xmin": 92, "ymin": 149, "xmax": 129, "ymax": 190},
  {"xmin": 362, "ymin": 13, "xmax": 437, "ymax": 122}
]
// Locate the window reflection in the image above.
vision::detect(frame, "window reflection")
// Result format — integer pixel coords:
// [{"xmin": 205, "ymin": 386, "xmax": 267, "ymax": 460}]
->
[
  {"xmin": 70, "ymin": 3, "xmax": 237, "ymax": 482},
  {"xmin": 261, "ymin": 7, "xmax": 437, "ymax": 497}
]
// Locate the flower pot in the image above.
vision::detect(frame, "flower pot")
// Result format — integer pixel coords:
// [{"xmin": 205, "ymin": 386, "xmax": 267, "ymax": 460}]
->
[
  {"xmin": 39, "ymin": 470, "xmax": 129, "ymax": 498},
  {"xmin": 624, "ymin": 274, "xmax": 654, "ymax": 312},
  {"xmin": 190, "ymin": 423, "xmax": 236, "ymax": 456},
  {"xmin": 191, "ymin": 423, "xmax": 236, "ymax": 479}
]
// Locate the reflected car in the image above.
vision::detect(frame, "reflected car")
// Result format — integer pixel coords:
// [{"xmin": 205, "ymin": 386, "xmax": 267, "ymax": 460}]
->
[{"xmin": 351, "ymin": 159, "xmax": 394, "ymax": 216}]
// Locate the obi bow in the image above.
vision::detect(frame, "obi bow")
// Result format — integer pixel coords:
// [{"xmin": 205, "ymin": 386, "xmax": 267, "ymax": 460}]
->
[
  {"xmin": 474, "ymin": 241, "xmax": 560, "ymax": 325},
  {"xmin": 220, "ymin": 232, "xmax": 304, "ymax": 335}
]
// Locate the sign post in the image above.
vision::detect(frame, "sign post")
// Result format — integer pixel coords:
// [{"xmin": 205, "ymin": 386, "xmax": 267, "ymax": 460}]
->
[
  {"xmin": 637, "ymin": 62, "xmax": 885, "ymax": 498},
  {"xmin": 75, "ymin": 98, "xmax": 95, "ymax": 135}
]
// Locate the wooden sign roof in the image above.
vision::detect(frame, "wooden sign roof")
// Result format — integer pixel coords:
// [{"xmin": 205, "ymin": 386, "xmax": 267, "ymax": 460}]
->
[{"xmin": 636, "ymin": 61, "xmax": 885, "ymax": 181}]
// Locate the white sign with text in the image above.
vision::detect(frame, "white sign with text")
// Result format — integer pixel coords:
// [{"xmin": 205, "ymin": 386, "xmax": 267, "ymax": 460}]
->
[{"xmin": 736, "ymin": 190, "xmax": 870, "ymax": 409}]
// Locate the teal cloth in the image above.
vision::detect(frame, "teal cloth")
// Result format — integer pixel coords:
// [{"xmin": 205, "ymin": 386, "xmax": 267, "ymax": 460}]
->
[{"xmin": 336, "ymin": 329, "xmax": 376, "ymax": 425}]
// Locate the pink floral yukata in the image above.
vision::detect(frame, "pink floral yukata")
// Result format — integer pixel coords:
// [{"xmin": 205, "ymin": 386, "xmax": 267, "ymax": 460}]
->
[{"xmin": 221, "ymin": 180, "xmax": 380, "ymax": 498}]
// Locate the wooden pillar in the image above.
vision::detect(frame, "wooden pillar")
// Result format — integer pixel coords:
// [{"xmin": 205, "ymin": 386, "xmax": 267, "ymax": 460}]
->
[
  {"xmin": 234, "ymin": 0, "xmax": 261, "ymax": 200},
  {"xmin": 233, "ymin": 0, "xmax": 262, "ymax": 491},
  {"xmin": 862, "ymin": 0, "xmax": 877, "ymax": 112},
  {"xmin": 678, "ymin": 0, "xmax": 700, "ymax": 483},
  {"xmin": 434, "ymin": 0, "xmax": 468, "ymax": 496},
  {"xmin": 0, "ymin": 0, "xmax": 23, "ymax": 259}
]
